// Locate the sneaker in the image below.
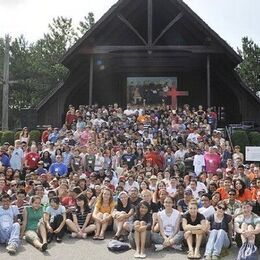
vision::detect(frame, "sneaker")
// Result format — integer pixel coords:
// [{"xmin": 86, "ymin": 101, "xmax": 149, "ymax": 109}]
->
[
  {"xmin": 172, "ymin": 244, "xmax": 182, "ymax": 251},
  {"xmin": 212, "ymin": 256, "xmax": 219, "ymax": 260},
  {"xmin": 204, "ymin": 255, "xmax": 211, "ymax": 260},
  {"xmin": 154, "ymin": 244, "xmax": 164, "ymax": 252},
  {"xmin": 6, "ymin": 244, "xmax": 17, "ymax": 255},
  {"xmin": 71, "ymin": 232, "xmax": 77, "ymax": 238}
]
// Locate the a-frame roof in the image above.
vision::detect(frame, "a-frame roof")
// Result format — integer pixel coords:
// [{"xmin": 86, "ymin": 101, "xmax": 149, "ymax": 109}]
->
[{"xmin": 61, "ymin": 0, "xmax": 242, "ymax": 67}]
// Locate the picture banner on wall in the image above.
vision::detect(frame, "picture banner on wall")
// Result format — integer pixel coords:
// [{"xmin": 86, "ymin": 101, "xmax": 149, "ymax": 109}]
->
[{"xmin": 127, "ymin": 77, "xmax": 177, "ymax": 105}]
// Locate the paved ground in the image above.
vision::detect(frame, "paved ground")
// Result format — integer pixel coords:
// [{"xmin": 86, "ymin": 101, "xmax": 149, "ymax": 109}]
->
[{"xmin": 0, "ymin": 233, "xmax": 246, "ymax": 260}]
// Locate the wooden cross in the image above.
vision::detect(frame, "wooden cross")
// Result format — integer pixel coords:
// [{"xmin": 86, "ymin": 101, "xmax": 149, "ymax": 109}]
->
[{"xmin": 167, "ymin": 85, "xmax": 189, "ymax": 110}]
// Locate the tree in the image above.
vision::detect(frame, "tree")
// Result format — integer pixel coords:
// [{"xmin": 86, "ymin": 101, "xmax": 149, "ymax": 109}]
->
[
  {"xmin": 1, "ymin": 14, "xmax": 95, "ymax": 129},
  {"xmin": 77, "ymin": 12, "xmax": 95, "ymax": 36},
  {"xmin": 237, "ymin": 37, "xmax": 260, "ymax": 95}
]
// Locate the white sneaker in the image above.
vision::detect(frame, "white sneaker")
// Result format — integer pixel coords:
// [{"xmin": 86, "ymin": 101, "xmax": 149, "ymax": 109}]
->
[
  {"xmin": 6, "ymin": 244, "xmax": 17, "ymax": 254},
  {"xmin": 172, "ymin": 244, "xmax": 182, "ymax": 251},
  {"xmin": 71, "ymin": 232, "xmax": 77, "ymax": 238},
  {"xmin": 154, "ymin": 244, "xmax": 164, "ymax": 252}
]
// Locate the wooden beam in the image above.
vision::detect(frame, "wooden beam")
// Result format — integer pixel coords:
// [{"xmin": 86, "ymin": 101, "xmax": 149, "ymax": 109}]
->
[
  {"xmin": 207, "ymin": 54, "xmax": 211, "ymax": 108},
  {"xmin": 153, "ymin": 12, "xmax": 184, "ymax": 46},
  {"xmin": 117, "ymin": 14, "xmax": 147, "ymax": 45},
  {"xmin": 147, "ymin": 0, "xmax": 153, "ymax": 46},
  {"xmin": 79, "ymin": 45, "xmax": 222, "ymax": 54},
  {"xmin": 88, "ymin": 55, "xmax": 94, "ymax": 106}
]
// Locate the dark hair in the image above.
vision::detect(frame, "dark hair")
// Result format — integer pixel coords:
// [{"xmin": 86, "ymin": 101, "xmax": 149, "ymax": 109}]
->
[
  {"xmin": 224, "ymin": 177, "xmax": 232, "ymax": 182},
  {"xmin": 17, "ymin": 189, "xmax": 27, "ymax": 196},
  {"xmin": 228, "ymin": 188, "xmax": 236, "ymax": 195},
  {"xmin": 76, "ymin": 194, "xmax": 90, "ymax": 212},
  {"xmin": 0, "ymin": 193, "xmax": 10, "ymax": 201},
  {"xmin": 234, "ymin": 179, "xmax": 246, "ymax": 196},
  {"xmin": 217, "ymin": 201, "xmax": 227, "ymax": 210},
  {"xmin": 48, "ymin": 190, "xmax": 57, "ymax": 197},
  {"xmin": 49, "ymin": 196, "xmax": 60, "ymax": 205},
  {"xmin": 201, "ymin": 193, "xmax": 212, "ymax": 200},
  {"xmin": 117, "ymin": 196, "xmax": 130, "ymax": 210},
  {"xmin": 31, "ymin": 195, "xmax": 41, "ymax": 203},
  {"xmin": 135, "ymin": 200, "xmax": 151, "ymax": 219}
]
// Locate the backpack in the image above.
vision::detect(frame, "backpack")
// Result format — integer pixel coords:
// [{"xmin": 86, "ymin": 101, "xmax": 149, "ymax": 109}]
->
[
  {"xmin": 236, "ymin": 242, "xmax": 258, "ymax": 260},
  {"xmin": 107, "ymin": 239, "xmax": 131, "ymax": 252}
]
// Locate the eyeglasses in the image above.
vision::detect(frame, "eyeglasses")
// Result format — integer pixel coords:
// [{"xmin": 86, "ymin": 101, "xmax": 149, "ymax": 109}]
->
[
  {"xmin": 229, "ymin": 193, "xmax": 236, "ymax": 196},
  {"xmin": 217, "ymin": 205, "xmax": 225, "ymax": 210}
]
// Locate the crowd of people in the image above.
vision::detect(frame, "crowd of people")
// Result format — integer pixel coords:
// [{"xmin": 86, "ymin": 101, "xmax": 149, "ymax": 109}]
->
[{"xmin": 0, "ymin": 103, "xmax": 259, "ymax": 259}]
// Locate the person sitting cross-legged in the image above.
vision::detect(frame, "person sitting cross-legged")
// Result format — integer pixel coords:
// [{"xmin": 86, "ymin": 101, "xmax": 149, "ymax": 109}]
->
[
  {"xmin": 0, "ymin": 193, "xmax": 20, "ymax": 254},
  {"xmin": 151, "ymin": 196, "xmax": 183, "ymax": 252},
  {"xmin": 66, "ymin": 193, "xmax": 96, "ymax": 239}
]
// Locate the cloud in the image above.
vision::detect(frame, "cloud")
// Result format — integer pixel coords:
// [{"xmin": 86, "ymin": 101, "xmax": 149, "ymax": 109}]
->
[{"xmin": 0, "ymin": 0, "xmax": 27, "ymax": 7}]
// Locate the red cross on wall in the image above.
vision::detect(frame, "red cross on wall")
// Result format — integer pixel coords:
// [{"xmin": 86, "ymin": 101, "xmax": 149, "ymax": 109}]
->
[{"xmin": 167, "ymin": 86, "xmax": 189, "ymax": 110}]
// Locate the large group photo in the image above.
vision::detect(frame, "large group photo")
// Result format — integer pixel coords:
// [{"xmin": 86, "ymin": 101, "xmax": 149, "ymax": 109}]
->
[{"xmin": 1, "ymin": 0, "xmax": 260, "ymax": 260}]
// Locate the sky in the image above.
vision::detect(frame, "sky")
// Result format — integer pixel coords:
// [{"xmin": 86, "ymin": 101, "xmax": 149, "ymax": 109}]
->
[{"xmin": 0, "ymin": 0, "xmax": 260, "ymax": 51}]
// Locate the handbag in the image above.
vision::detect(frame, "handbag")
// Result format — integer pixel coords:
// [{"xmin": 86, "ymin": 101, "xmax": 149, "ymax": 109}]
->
[
  {"xmin": 107, "ymin": 239, "xmax": 131, "ymax": 252},
  {"xmin": 236, "ymin": 242, "xmax": 258, "ymax": 260}
]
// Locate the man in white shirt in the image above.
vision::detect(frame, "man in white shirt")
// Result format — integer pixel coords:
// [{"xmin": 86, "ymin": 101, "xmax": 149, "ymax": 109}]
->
[
  {"xmin": 0, "ymin": 194, "xmax": 20, "ymax": 254},
  {"xmin": 199, "ymin": 193, "xmax": 215, "ymax": 218}
]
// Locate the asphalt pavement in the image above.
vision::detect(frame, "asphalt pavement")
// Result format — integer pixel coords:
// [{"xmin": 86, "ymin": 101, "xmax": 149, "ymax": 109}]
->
[{"xmin": 0, "ymin": 232, "xmax": 244, "ymax": 260}]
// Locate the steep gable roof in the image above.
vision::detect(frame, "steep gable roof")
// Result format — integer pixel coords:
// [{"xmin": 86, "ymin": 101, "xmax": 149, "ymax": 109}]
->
[{"xmin": 61, "ymin": 0, "xmax": 242, "ymax": 67}]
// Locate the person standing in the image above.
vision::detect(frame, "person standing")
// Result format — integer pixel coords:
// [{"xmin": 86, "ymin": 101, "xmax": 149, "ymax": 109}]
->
[{"xmin": 10, "ymin": 140, "xmax": 24, "ymax": 171}]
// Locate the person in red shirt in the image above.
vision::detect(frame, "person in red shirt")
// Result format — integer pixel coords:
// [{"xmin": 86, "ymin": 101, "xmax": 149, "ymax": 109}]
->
[
  {"xmin": 24, "ymin": 145, "xmax": 40, "ymax": 171},
  {"xmin": 41, "ymin": 127, "xmax": 52, "ymax": 144},
  {"xmin": 216, "ymin": 177, "xmax": 232, "ymax": 200},
  {"xmin": 144, "ymin": 146, "xmax": 164, "ymax": 170}
]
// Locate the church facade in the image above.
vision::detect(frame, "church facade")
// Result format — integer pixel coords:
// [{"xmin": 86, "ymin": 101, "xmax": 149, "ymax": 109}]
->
[{"xmin": 36, "ymin": 0, "xmax": 260, "ymax": 126}]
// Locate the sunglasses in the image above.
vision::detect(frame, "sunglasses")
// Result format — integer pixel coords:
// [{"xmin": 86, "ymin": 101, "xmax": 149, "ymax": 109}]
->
[{"xmin": 217, "ymin": 205, "xmax": 225, "ymax": 210}]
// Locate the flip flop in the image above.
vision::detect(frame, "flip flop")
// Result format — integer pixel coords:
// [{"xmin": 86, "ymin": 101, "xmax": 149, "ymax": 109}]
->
[
  {"xmin": 98, "ymin": 235, "xmax": 105, "ymax": 240},
  {"xmin": 92, "ymin": 235, "xmax": 99, "ymax": 240}
]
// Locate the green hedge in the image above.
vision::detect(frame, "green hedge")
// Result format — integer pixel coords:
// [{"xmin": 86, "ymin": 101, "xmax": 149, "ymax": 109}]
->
[
  {"xmin": 1, "ymin": 131, "xmax": 15, "ymax": 145},
  {"xmin": 248, "ymin": 131, "xmax": 260, "ymax": 146},
  {"xmin": 231, "ymin": 130, "xmax": 250, "ymax": 154},
  {"xmin": 29, "ymin": 130, "xmax": 41, "ymax": 145}
]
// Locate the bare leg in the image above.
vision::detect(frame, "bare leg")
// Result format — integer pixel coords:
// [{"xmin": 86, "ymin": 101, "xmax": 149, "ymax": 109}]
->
[
  {"xmin": 95, "ymin": 213, "xmax": 103, "ymax": 237},
  {"xmin": 115, "ymin": 220, "xmax": 124, "ymax": 237},
  {"xmin": 66, "ymin": 219, "xmax": 78, "ymax": 233},
  {"xmin": 134, "ymin": 231, "xmax": 141, "ymax": 257},
  {"xmin": 84, "ymin": 224, "xmax": 96, "ymax": 234},
  {"xmin": 241, "ymin": 223, "xmax": 248, "ymax": 244},
  {"xmin": 185, "ymin": 231, "xmax": 194, "ymax": 258},
  {"xmin": 38, "ymin": 222, "xmax": 47, "ymax": 244},
  {"xmin": 140, "ymin": 230, "xmax": 147, "ymax": 257},
  {"xmin": 194, "ymin": 234, "xmax": 203, "ymax": 258},
  {"xmin": 100, "ymin": 213, "xmax": 110, "ymax": 238}
]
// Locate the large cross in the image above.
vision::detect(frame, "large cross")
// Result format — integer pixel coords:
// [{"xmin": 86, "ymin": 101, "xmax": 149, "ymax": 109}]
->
[{"xmin": 167, "ymin": 86, "xmax": 189, "ymax": 110}]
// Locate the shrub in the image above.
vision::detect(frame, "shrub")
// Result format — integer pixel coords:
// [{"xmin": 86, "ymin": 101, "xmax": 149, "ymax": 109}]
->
[
  {"xmin": 0, "ymin": 131, "xmax": 3, "ymax": 145},
  {"xmin": 248, "ymin": 131, "xmax": 260, "ymax": 146},
  {"xmin": 29, "ymin": 130, "xmax": 41, "ymax": 145},
  {"xmin": 231, "ymin": 130, "xmax": 250, "ymax": 154},
  {"xmin": 1, "ymin": 131, "xmax": 15, "ymax": 145}
]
